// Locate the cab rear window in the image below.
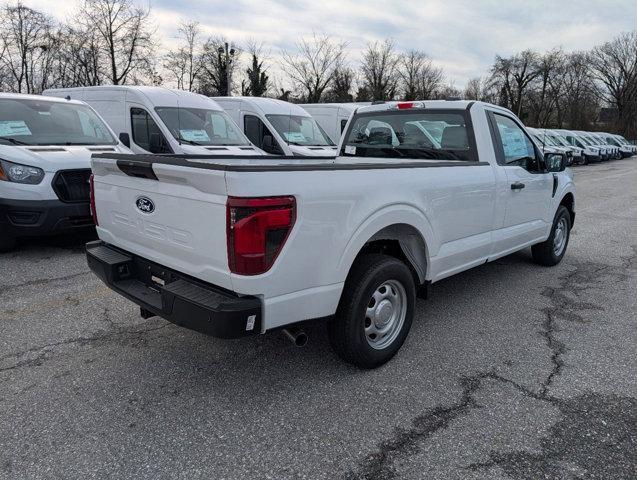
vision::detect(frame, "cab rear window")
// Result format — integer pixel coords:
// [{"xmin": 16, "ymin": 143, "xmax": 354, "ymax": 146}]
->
[{"xmin": 341, "ymin": 110, "xmax": 477, "ymax": 161}]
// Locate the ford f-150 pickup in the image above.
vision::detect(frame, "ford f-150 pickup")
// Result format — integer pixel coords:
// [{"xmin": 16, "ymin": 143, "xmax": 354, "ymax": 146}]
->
[{"xmin": 86, "ymin": 100, "xmax": 575, "ymax": 368}]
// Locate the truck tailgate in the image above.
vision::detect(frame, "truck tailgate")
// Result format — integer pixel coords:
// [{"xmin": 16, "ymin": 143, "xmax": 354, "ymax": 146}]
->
[{"xmin": 91, "ymin": 156, "xmax": 232, "ymax": 290}]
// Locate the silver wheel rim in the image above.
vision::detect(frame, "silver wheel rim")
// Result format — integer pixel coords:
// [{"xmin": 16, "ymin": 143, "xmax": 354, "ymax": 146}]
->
[
  {"xmin": 364, "ymin": 279, "xmax": 407, "ymax": 350},
  {"xmin": 553, "ymin": 217, "xmax": 568, "ymax": 256}
]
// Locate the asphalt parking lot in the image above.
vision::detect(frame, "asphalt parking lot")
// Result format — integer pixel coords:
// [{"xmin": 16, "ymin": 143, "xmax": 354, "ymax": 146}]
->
[{"xmin": 1, "ymin": 159, "xmax": 636, "ymax": 480}]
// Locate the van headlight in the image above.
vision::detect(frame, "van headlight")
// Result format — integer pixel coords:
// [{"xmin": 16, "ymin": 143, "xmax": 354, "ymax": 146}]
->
[{"xmin": 0, "ymin": 159, "xmax": 45, "ymax": 184}]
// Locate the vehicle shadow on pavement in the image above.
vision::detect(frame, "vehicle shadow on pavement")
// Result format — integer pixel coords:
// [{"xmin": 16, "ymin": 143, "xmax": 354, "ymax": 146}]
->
[{"xmin": 4, "ymin": 230, "xmax": 98, "ymax": 256}]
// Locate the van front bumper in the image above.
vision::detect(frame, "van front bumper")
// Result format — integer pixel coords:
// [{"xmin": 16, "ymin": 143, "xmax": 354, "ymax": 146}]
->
[
  {"xmin": 86, "ymin": 241, "xmax": 262, "ymax": 338},
  {"xmin": 0, "ymin": 197, "xmax": 93, "ymax": 238}
]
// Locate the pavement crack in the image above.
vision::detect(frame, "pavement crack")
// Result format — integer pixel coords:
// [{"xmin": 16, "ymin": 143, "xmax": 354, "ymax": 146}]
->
[
  {"xmin": 346, "ymin": 373, "xmax": 487, "ymax": 480},
  {"xmin": 347, "ymin": 247, "xmax": 637, "ymax": 479},
  {"xmin": 537, "ymin": 247, "xmax": 637, "ymax": 397},
  {"xmin": 0, "ymin": 271, "xmax": 90, "ymax": 295},
  {"xmin": 0, "ymin": 322, "xmax": 169, "ymax": 375}
]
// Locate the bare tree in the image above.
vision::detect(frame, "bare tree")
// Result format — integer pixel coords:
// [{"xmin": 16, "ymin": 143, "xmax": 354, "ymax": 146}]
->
[
  {"xmin": 489, "ymin": 50, "xmax": 540, "ymax": 118},
  {"xmin": 163, "ymin": 21, "xmax": 202, "ymax": 91},
  {"xmin": 588, "ymin": 31, "xmax": 637, "ymax": 137},
  {"xmin": 359, "ymin": 39, "xmax": 400, "ymax": 101},
  {"xmin": 527, "ymin": 49, "xmax": 566, "ymax": 127},
  {"xmin": 432, "ymin": 83, "xmax": 462, "ymax": 100},
  {"xmin": 199, "ymin": 37, "xmax": 241, "ymax": 96},
  {"xmin": 323, "ymin": 67, "xmax": 355, "ymax": 102},
  {"xmin": 398, "ymin": 50, "xmax": 444, "ymax": 100},
  {"xmin": 54, "ymin": 26, "xmax": 103, "ymax": 87},
  {"xmin": 560, "ymin": 52, "xmax": 599, "ymax": 130},
  {"xmin": 464, "ymin": 77, "xmax": 484, "ymax": 100},
  {"xmin": 78, "ymin": 0, "xmax": 156, "ymax": 85},
  {"xmin": 0, "ymin": 1, "xmax": 54, "ymax": 93},
  {"xmin": 280, "ymin": 33, "xmax": 347, "ymax": 103}
]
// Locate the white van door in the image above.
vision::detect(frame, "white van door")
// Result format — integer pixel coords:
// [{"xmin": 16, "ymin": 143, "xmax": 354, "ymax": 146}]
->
[
  {"xmin": 241, "ymin": 111, "xmax": 287, "ymax": 155},
  {"xmin": 126, "ymin": 103, "xmax": 174, "ymax": 155}
]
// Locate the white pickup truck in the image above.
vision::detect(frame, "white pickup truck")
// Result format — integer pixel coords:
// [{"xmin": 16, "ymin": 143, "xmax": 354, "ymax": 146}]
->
[{"xmin": 86, "ymin": 100, "xmax": 575, "ymax": 368}]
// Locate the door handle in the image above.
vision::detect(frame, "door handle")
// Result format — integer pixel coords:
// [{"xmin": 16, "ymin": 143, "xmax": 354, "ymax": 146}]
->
[{"xmin": 511, "ymin": 182, "xmax": 525, "ymax": 190}]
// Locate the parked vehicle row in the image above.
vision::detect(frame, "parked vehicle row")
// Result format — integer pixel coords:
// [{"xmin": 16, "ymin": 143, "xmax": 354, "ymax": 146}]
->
[
  {"xmin": 1, "ymin": 87, "xmax": 634, "ymax": 257},
  {"xmin": 528, "ymin": 127, "xmax": 636, "ymax": 164}
]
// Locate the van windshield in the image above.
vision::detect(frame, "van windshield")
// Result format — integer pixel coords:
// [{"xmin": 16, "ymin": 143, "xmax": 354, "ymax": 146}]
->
[
  {"xmin": 155, "ymin": 107, "xmax": 250, "ymax": 146},
  {"xmin": 535, "ymin": 133, "xmax": 558, "ymax": 147},
  {"xmin": 266, "ymin": 114, "xmax": 334, "ymax": 146},
  {"xmin": 342, "ymin": 111, "xmax": 476, "ymax": 161},
  {"xmin": 0, "ymin": 98, "xmax": 116, "ymax": 146}
]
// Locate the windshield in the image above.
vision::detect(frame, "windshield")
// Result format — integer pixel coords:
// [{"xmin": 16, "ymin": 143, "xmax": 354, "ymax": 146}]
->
[
  {"xmin": 564, "ymin": 134, "xmax": 584, "ymax": 148},
  {"xmin": 549, "ymin": 134, "xmax": 569, "ymax": 147},
  {"xmin": 342, "ymin": 111, "xmax": 475, "ymax": 161},
  {"xmin": 266, "ymin": 114, "xmax": 334, "ymax": 146},
  {"xmin": 584, "ymin": 135, "xmax": 602, "ymax": 146},
  {"xmin": 533, "ymin": 132, "xmax": 557, "ymax": 147},
  {"xmin": 155, "ymin": 107, "xmax": 250, "ymax": 146},
  {"xmin": 0, "ymin": 98, "xmax": 115, "ymax": 146},
  {"xmin": 577, "ymin": 135, "xmax": 595, "ymax": 146}
]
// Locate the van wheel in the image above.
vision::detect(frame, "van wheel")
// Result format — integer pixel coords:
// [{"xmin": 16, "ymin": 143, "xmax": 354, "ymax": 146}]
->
[
  {"xmin": 328, "ymin": 254, "xmax": 415, "ymax": 369},
  {"xmin": 532, "ymin": 206, "xmax": 571, "ymax": 266},
  {"xmin": 0, "ymin": 235, "xmax": 16, "ymax": 253}
]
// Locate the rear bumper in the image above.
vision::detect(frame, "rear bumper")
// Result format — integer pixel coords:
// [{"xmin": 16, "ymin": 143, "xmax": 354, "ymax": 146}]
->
[
  {"xmin": 86, "ymin": 241, "xmax": 262, "ymax": 338},
  {"xmin": 0, "ymin": 197, "xmax": 93, "ymax": 238}
]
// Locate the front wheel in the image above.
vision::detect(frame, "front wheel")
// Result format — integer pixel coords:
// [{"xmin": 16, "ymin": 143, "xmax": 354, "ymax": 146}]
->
[
  {"xmin": 328, "ymin": 254, "xmax": 416, "ymax": 369},
  {"xmin": 532, "ymin": 206, "xmax": 571, "ymax": 266}
]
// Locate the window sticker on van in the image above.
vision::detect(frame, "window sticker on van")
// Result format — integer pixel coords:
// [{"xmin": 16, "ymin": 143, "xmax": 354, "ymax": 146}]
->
[
  {"xmin": 0, "ymin": 120, "xmax": 32, "ymax": 137},
  {"xmin": 179, "ymin": 129, "xmax": 211, "ymax": 142},
  {"xmin": 283, "ymin": 132, "xmax": 307, "ymax": 143}
]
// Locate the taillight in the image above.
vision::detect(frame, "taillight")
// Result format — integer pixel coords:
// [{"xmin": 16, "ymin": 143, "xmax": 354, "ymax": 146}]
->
[
  {"xmin": 89, "ymin": 173, "xmax": 98, "ymax": 226},
  {"xmin": 227, "ymin": 196, "xmax": 296, "ymax": 275}
]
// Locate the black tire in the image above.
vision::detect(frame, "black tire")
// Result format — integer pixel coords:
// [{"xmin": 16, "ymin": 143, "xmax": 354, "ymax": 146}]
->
[
  {"xmin": 0, "ymin": 235, "xmax": 16, "ymax": 253},
  {"xmin": 328, "ymin": 254, "xmax": 416, "ymax": 369},
  {"xmin": 581, "ymin": 155, "xmax": 589, "ymax": 165},
  {"xmin": 532, "ymin": 206, "xmax": 571, "ymax": 266}
]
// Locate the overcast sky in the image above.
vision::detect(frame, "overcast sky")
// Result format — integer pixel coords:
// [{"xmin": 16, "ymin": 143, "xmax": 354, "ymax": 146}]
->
[{"xmin": 22, "ymin": 0, "xmax": 637, "ymax": 87}]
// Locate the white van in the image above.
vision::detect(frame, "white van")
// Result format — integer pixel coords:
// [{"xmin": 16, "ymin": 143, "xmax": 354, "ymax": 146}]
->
[
  {"xmin": 43, "ymin": 86, "xmax": 262, "ymax": 156},
  {"xmin": 300, "ymin": 103, "xmax": 366, "ymax": 144},
  {"xmin": 0, "ymin": 93, "xmax": 131, "ymax": 251},
  {"xmin": 213, "ymin": 97, "xmax": 337, "ymax": 156}
]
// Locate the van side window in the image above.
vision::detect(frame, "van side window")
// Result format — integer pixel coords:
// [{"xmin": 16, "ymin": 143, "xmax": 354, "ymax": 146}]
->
[
  {"xmin": 340, "ymin": 119, "xmax": 348, "ymax": 133},
  {"xmin": 130, "ymin": 107, "xmax": 172, "ymax": 154},
  {"xmin": 244, "ymin": 115, "xmax": 283, "ymax": 155},
  {"xmin": 491, "ymin": 113, "xmax": 540, "ymax": 171}
]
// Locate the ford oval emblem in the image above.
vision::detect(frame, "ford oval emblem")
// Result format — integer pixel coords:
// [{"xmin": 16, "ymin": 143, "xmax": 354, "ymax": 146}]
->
[{"xmin": 135, "ymin": 196, "xmax": 155, "ymax": 214}]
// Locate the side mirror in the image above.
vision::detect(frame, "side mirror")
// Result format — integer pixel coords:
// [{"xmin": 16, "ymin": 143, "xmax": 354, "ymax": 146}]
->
[
  {"xmin": 545, "ymin": 153, "xmax": 566, "ymax": 172},
  {"xmin": 119, "ymin": 132, "xmax": 131, "ymax": 148}
]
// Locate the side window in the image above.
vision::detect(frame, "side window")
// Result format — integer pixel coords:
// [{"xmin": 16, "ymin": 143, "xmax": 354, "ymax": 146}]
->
[
  {"xmin": 492, "ymin": 114, "xmax": 539, "ymax": 171},
  {"xmin": 340, "ymin": 119, "xmax": 348, "ymax": 133},
  {"xmin": 130, "ymin": 107, "xmax": 172, "ymax": 154},
  {"xmin": 244, "ymin": 115, "xmax": 282, "ymax": 154}
]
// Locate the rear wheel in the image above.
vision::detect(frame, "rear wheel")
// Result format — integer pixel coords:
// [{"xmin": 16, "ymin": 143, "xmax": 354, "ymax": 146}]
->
[
  {"xmin": 0, "ymin": 235, "xmax": 16, "ymax": 253},
  {"xmin": 328, "ymin": 254, "xmax": 415, "ymax": 369},
  {"xmin": 532, "ymin": 206, "xmax": 571, "ymax": 266}
]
